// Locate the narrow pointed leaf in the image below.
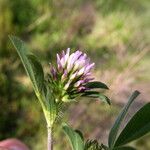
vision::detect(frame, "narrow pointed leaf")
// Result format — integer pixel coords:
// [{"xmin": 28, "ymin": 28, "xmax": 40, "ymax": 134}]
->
[
  {"xmin": 108, "ymin": 91, "xmax": 140, "ymax": 148},
  {"xmin": 85, "ymin": 81, "xmax": 109, "ymax": 90},
  {"xmin": 27, "ymin": 54, "xmax": 44, "ymax": 92},
  {"xmin": 9, "ymin": 36, "xmax": 44, "ymax": 96},
  {"xmin": 114, "ymin": 103, "xmax": 150, "ymax": 147},
  {"xmin": 62, "ymin": 123, "xmax": 84, "ymax": 150}
]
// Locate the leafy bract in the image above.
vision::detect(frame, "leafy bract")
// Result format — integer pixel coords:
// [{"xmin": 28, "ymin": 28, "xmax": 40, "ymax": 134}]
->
[
  {"xmin": 85, "ymin": 81, "xmax": 109, "ymax": 90},
  {"xmin": 113, "ymin": 146, "xmax": 136, "ymax": 150},
  {"xmin": 97, "ymin": 93, "xmax": 111, "ymax": 105},
  {"xmin": 108, "ymin": 91, "xmax": 140, "ymax": 148},
  {"xmin": 82, "ymin": 91, "xmax": 111, "ymax": 105},
  {"xmin": 62, "ymin": 123, "xmax": 84, "ymax": 150},
  {"xmin": 114, "ymin": 103, "xmax": 150, "ymax": 147}
]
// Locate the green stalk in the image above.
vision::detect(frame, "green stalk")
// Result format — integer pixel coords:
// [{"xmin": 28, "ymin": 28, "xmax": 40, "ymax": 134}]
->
[
  {"xmin": 47, "ymin": 126, "xmax": 53, "ymax": 150},
  {"xmin": 43, "ymin": 99, "xmax": 58, "ymax": 150}
]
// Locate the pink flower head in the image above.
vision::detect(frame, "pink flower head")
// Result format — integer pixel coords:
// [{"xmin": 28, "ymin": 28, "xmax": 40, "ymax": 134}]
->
[{"xmin": 49, "ymin": 48, "xmax": 95, "ymax": 102}]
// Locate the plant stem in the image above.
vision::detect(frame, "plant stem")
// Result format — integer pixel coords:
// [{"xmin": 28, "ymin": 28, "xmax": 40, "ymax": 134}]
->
[{"xmin": 47, "ymin": 126, "xmax": 53, "ymax": 150}]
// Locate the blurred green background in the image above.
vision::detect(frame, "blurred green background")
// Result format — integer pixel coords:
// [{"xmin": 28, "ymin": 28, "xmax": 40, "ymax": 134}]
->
[{"xmin": 0, "ymin": 0, "xmax": 150, "ymax": 149}]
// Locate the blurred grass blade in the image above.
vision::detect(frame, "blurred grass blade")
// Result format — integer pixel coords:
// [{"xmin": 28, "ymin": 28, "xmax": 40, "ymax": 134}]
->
[
  {"xmin": 113, "ymin": 146, "xmax": 136, "ymax": 150},
  {"xmin": 9, "ymin": 36, "xmax": 44, "ymax": 96},
  {"xmin": 62, "ymin": 123, "xmax": 84, "ymax": 150},
  {"xmin": 85, "ymin": 81, "xmax": 109, "ymax": 90},
  {"xmin": 108, "ymin": 91, "xmax": 140, "ymax": 148},
  {"xmin": 114, "ymin": 103, "xmax": 150, "ymax": 147}
]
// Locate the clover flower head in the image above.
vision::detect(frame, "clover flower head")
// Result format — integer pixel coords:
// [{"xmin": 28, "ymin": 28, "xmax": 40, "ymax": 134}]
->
[{"xmin": 48, "ymin": 48, "xmax": 95, "ymax": 102}]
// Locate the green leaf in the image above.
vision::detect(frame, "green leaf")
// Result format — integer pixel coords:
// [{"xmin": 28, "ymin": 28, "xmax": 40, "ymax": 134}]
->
[
  {"xmin": 84, "ymin": 140, "xmax": 102, "ymax": 150},
  {"xmin": 114, "ymin": 103, "xmax": 150, "ymax": 147},
  {"xmin": 62, "ymin": 123, "xmax": 84, "ymax": 150},
  {"xmin": 75, "ymin": 130, "xmax": 84, "ymax": 141},
  {"xmin": 83, "ymin": 91, "xmax": 111, "ymax": 105},
  {"xmin": 113, "ymin": 146, "xmax": 136, "ymax": 150},
  {"xmin": 9, "ymin": 36, "xmax": 44, "ymax": 97},
  {"xmin": 108, "ymin": 91, "xmax": 140, "ymax": 149},
  {"xmin": 85, "ymin": 81, "xmax": 109, "ymax": 90},
  {"xmin": 101, "ymin": 144, "xmax": 109, "ymax": 150}
]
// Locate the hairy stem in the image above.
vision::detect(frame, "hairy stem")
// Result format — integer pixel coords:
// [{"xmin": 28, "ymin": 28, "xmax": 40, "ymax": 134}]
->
[{"xmin": 47, "ymin": 126, "xmax": 53, "ymax": 150}]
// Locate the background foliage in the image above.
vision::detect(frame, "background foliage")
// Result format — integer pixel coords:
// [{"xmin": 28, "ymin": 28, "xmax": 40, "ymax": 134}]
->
[{"xmin": 0, "ymin": 0, "xmax": 150, "ymax": 149}]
